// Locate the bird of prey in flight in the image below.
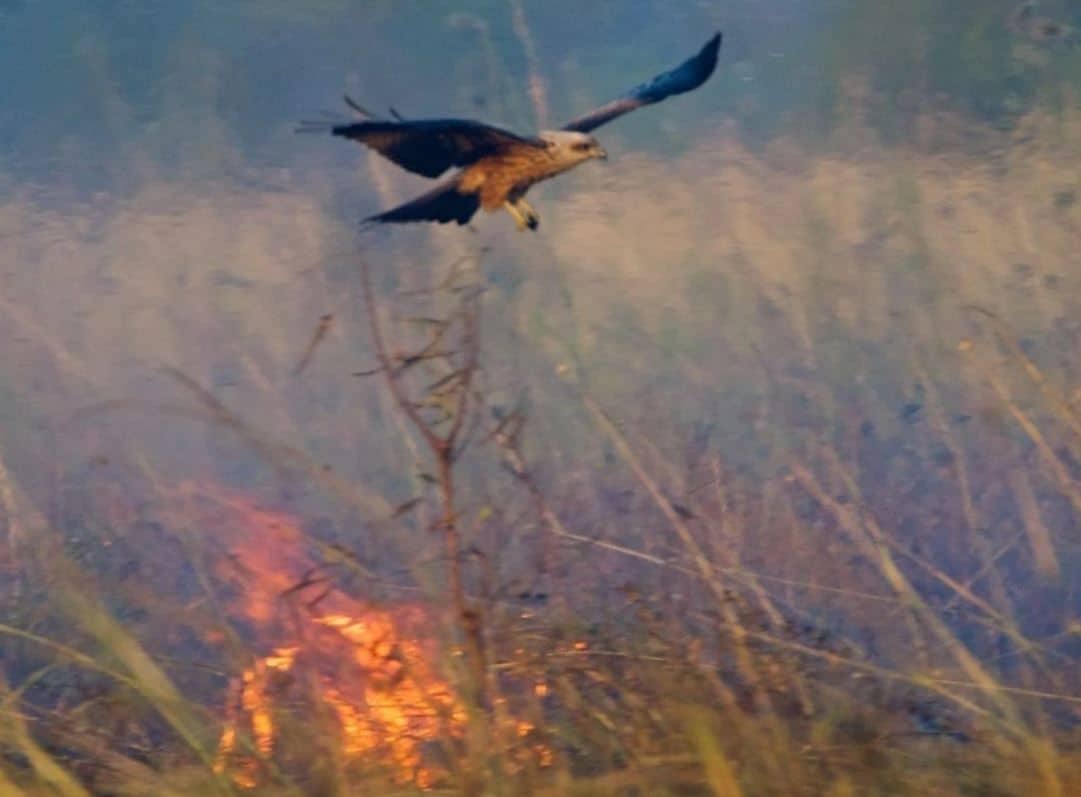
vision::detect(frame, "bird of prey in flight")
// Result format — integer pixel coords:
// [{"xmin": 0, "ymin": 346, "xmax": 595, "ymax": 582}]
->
[{"xmin": 301, "ymin": 32, "xmax": 722, "ymax": 231}]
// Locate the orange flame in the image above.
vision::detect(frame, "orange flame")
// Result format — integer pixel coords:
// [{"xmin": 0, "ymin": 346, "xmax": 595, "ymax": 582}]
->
[
  {"xmin": 212, "ymin": 607, "xmax": 464, "ymax": 789},
  {"xmin": 172, "ymin": 484, "xmax": 464, "ymax": 789},
  {"xmin": 173, "ymin": 483, "xmax": 551, "ymax": 788}
]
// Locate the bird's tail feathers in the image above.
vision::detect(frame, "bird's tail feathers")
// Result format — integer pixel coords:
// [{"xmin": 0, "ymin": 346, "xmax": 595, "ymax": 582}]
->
[{"xmin": 366, "ymin": 180, "xmax": 480, "ymax": 227}]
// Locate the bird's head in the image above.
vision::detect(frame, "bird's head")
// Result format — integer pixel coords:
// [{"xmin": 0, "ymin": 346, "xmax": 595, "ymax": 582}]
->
[{"xmin": 539, "ymin": 130, "xmax": 608, "ymax": 163}]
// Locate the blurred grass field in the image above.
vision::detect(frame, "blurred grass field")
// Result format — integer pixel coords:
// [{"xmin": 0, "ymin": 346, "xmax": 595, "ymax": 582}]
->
[{"xmin": 2, "ymin": 17, "xmax": 1081, "ymax": 795}]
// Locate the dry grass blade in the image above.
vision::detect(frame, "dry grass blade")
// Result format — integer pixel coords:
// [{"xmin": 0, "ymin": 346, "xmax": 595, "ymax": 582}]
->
[
  {"xmin": 1, "ymin": 674, "xmax": 92, "ymax": 797},
  {"xmin": 158, "ymin": 365, "xmax": 395, "ymax": 521},
  {"xmin": 791, "ymin": 463, "xmax": 1013, "ymax": 701},
  {"xmin": 579, "ymin": 392, "xmax": 718, "ymax": 588},
  {"xmin": 55, "ymin": 587, "xmax": 219, "ymax": 771},
  {"xmin": 46, "ymin": 727, "xmax": 197, "ymax": 797},
  {"xmin": 577, "ymin": 388, "xmax": 802, "ymax": 785},
  {"xmin": 0, "ymin": 766, "xmax": 29, "ymax": 797},
  {"xmin": 969, "ymin": 305, "xmax": 1081, "ymax": 445},
  {"xmin": 790, "ymin": 460, "xmax": 1068, "ymax": 796},
  {"xmin": 685, "ymin": 709, "xmax": 745, "ymax": 797},
  {"xmin": 0, "ymin": 442, "xmax": 45, "ymax": 567},
  {"xmin": 0, "ymin": 624, "xmax": 142, "ymax": 688},
  {"xmin": 1009, "ymin": 468, "xmax": 1061, "ymax": 581},
  {"xmin": 984, "ymin": 372, "xmax": 1081, "ymax": 530}
]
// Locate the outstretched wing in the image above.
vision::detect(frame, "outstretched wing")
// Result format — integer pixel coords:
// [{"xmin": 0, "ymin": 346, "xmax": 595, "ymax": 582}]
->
[
  {"xmin": 365, "ymin": 178, "xmax": 480, "ymax": 226},
  {"xmin": 561, "ymin": 32, "xmax": 721, "ymax": 134},
  {"xmin": 298, "ymin": 116, "xmax": 544, "ymax": 179}
]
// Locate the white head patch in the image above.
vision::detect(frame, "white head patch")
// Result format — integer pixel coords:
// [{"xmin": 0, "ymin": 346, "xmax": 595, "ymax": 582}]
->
[{"xmin": 537, "ymin": 130, "xmax": 606, "ymax": 161}]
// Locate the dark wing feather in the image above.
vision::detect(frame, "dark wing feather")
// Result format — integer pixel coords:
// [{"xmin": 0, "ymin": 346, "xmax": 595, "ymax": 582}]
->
[
  {"xmin": 298, "ymin": 117, "xmax": 543, "ymax": 179},
  {"xmin": 366, "ymin": 178, "xmax": 480, "ymax": 226},
  {"xmin": 561, "ymin": 32, "xmax": 721, "ymax": 134}
]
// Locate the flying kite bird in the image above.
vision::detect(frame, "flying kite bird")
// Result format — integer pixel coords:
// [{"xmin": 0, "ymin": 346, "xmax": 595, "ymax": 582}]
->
[{"xmin": 301, "ymin": 32, "xmax": 722, "ymax": 231}]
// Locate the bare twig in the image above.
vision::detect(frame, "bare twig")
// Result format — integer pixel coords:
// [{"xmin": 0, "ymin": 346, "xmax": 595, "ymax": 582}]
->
[
  {"xmin": 293, "ymin": 313, "xmax": 334, "ymax": 376},
  {"xmin": 357, "ymin": 253, "xmax": 494, "ymax": 791}
]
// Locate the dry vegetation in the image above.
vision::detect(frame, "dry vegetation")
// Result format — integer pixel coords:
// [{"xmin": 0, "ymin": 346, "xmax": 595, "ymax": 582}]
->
[{"xmin": 0, "ymin": 94, "xmax": 1079, "ymax": 795}]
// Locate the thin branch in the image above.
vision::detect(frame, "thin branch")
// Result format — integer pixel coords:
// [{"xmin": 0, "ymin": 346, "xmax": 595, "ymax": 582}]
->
[{"xmin": 359, "ymin": 258, "xmax": 445, "ymax": 454}]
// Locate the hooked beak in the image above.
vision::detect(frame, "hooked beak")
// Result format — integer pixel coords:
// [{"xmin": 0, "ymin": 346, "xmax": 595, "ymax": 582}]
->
[{"xmin": 595, "ymin": 147, "xmax": 608, "ymax": 161}]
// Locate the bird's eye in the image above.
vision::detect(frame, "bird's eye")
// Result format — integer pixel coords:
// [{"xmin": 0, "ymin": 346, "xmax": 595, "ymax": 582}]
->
[{"xmin": 573, "ymin": 142, "xmax": 591, "ymax": 152}]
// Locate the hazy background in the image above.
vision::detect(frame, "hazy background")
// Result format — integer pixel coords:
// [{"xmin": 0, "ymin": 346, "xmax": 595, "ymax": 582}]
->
[{"xmin": 2, "ymin": 0, "xmax": 1080, "ymax": 649}]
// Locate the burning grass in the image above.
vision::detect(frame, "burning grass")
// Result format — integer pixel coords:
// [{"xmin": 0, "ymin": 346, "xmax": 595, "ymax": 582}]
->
[
  {"xmin": 187, "ymin": 487, "xmax": 466, "ymax": 789},
  {"xmin": 1, "ymin": 100, "xmax": 1080, "ymax": 794}
]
